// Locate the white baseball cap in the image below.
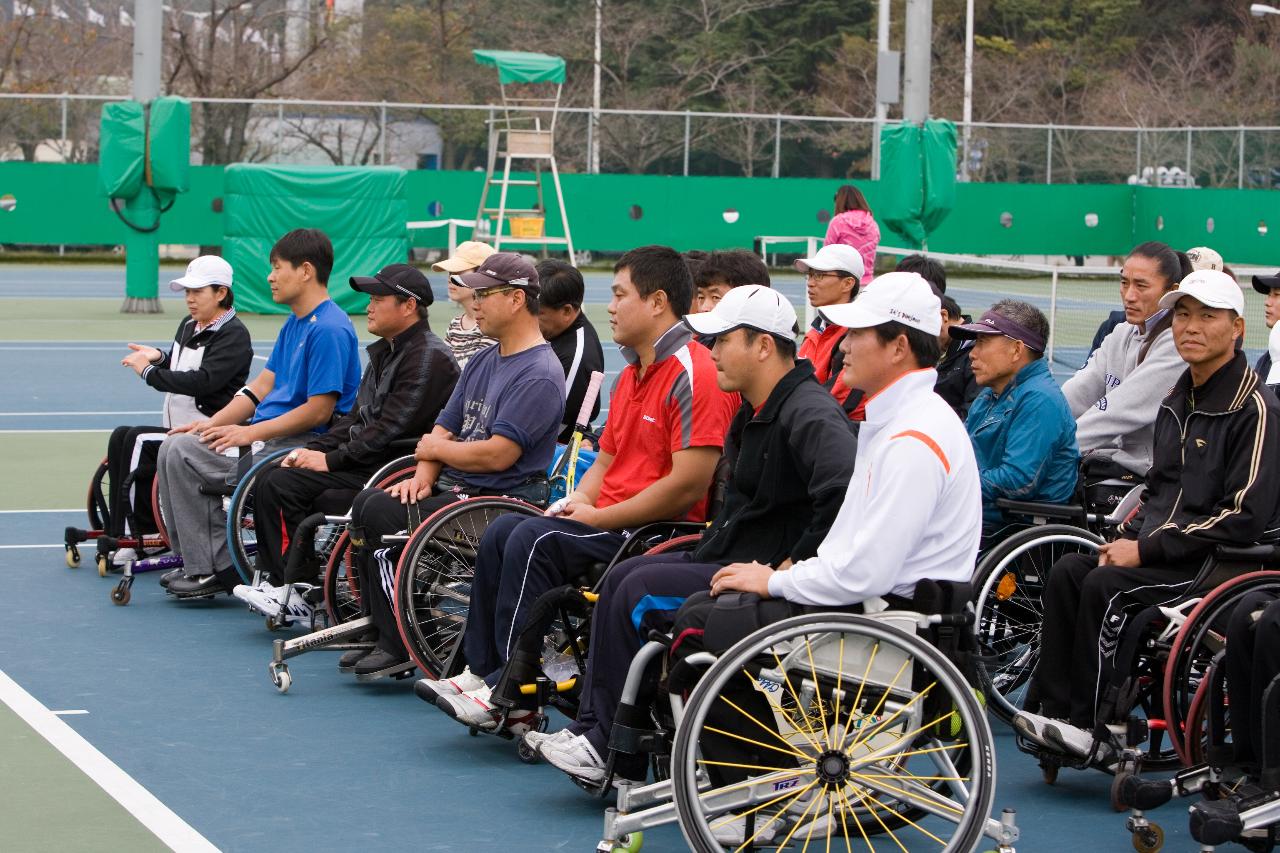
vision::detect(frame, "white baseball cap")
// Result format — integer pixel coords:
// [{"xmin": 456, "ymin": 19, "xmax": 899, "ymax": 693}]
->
[
  {"xmin": 1158, "ymin": 269, "xmax": 1245, "ymax": 315},
  {"xmin": 170, "ymin": 255, "xmax": 234, "ymax": 292},
  {"xmin": 683, "ymin": 284, "xmax": 797, "ymax": 339},
  {"xmin": 818, "ymin": 270, "xmax": 942, "ymax": 336},
  {"xmin": 794, "ymin": 244, "xmax": 865, "ymax": 282},
  {"xmin": 1185, "ymin": 246, "xmax": 1223, "ymax": 273}
]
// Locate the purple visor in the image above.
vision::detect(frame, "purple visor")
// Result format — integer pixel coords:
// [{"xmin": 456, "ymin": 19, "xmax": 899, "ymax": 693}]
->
[{"xmin": 950, "ymin": 310, "xmax": 1046, "ymax": 353}]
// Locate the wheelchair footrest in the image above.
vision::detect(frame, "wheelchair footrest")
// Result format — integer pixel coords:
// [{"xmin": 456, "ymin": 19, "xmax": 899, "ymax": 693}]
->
[
  {"xmin": 354, "ymin": 662, "xmax": 416, "ymax": 682},
  {"xmin": 1120, "ymin": 775, "xmax": 1175, "ymax": 811},
  {"xmin": 1190, "ymin": 799, "xmax": 1245, "ymax": 846}
]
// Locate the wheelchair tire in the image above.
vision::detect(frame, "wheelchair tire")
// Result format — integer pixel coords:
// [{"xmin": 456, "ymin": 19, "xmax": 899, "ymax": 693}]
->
[
  {"xmin": 392, "ymin": 497, "xmax": 541, "ymax": 679},
  {"xmin": 150, "ymin": 474, "xmax": 169, "ymax": 548},
  {"xmin": 670, "ymin": 612, "xmax": 996, "ymax": 853},
  {"xmin": 971, "ymin": 523, "xmax": 1103, "ymax": 725},
  {"xmin": 88, "ymin": 457, "xmax": 110, "ymax": 532},
  {"xmin": 1162, "ymin": 570, "xmax": 1280, "ymax": 764},
  {"xmin": 225, "ymin": 448, "xmax": 294, "ymax": 586}
]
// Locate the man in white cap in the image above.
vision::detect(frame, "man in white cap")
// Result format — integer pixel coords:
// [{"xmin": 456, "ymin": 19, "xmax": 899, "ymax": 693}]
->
[
  {"xmin": 1017, "ymin": 269, "xmax": 1280, "ymax": 761},
  {"xmin": 527, "ymin": 284, "xmax": 858, "ymax": 786},
  {"xmin": 795, "ymin": 243, "xmax": 867, "ymax": 419}
]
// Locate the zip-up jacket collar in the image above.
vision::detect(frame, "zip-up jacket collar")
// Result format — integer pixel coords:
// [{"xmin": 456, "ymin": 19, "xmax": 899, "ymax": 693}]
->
[
  {"xmin": 1164, "ymin": 350, "xmax": 1257, "ymax": 417},
  {"xmin": 620, "ymin": 322, "xmax": 692, "ymax": 367}
]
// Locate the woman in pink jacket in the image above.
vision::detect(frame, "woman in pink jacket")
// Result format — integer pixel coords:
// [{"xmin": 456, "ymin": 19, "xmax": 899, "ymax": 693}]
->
[{"xmin": 824, "ymin": 185, "xmax": 880, "ymax": 284}]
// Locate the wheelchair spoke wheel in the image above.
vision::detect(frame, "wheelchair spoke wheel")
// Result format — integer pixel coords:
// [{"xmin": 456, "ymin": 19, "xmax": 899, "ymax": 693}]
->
[
  {"xmin": 972, "ymin": 525, "xmax": 1103, "ymax": 724},
  {"xmin": 671, "ymin": 613, "xmax": 995, "ymax": 853},
  {"xmin": 393, "ymin": 498, "xmax": 540, "ymax": 679},
  {"xmin": 322, "ymin": 531, "xmax": 360, "ymax": 625},
  {"xmin": 1162, "ymin": 571, "xmax": 1280, "ymax": 764},
  {"xmin": 88, "ymin": 457, "xmax": 110, "ymax": 532},
  {"xmin": 150, "ymin": 474, "xmax": 169, "ymax": 548},
  {"xmin": 225, "ymin": 448, "xmax": 293, "ymax": 586}
]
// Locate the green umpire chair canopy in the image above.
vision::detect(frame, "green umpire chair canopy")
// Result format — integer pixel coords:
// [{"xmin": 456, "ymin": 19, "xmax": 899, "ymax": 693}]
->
[{"xmin": 472, "ymin": 49, "xmax": 567, "ymax": 85}]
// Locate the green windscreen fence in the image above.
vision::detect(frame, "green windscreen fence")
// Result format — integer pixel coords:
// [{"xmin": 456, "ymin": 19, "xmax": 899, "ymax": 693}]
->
[{"xmin": 222, "ymin": 164, "xmax": 409, "ymax": 314}]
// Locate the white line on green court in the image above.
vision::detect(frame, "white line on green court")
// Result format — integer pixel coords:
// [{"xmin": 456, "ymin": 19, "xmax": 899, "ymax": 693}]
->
[
  {"xmin": 0, "ymin": 544, "xmax": 63, "ymax": 549},
  {"xmin": 0, "ymin": 509, "xmax": 80, "ymax": 513},
  {"xmin": 0, "ymin": 411, "xmax": 156, "ymax": 417},
  {"xmin": 0, "ymin": 429, "xmax": 111, "ymax": 434},
  {"xmin": 0, "ymin": 669, "xmax": 218, "ymax": 853}
]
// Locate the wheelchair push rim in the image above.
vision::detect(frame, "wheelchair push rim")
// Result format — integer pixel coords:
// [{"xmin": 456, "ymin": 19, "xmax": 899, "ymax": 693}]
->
[
  {"xmin": 670, "ymin": 612, "xmax": 996, "ymax": 853},
  {"xmin": 971, "ymin": 524, "xmax": 1103, "ymax": 725},
  {"xmin": 225, "ymin": 447, "xmax": 295, "ymax": 586},
  {"xmin": 393, "ymin": 497, "xmax": 541, "ymax": 679}
]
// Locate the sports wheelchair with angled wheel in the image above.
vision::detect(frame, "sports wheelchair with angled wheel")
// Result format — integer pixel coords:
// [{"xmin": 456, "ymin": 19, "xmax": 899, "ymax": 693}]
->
[
  {"xmin": 593, "ymin": 580, "xmax": 1021, "ymax": 853},
  {"xmin": 65, "ymin": 456, "xmax": 170, "ymax": 577}
]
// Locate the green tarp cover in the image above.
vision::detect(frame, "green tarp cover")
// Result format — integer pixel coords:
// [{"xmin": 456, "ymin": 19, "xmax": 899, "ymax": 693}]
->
[
  {"xmin": 222, "ymin": 164, "xmax": 409, "ymax": 314},
  {"xmin": 876, "ymin": 119, "xmax": 958, "ymax": 247},
  {"xmin": 98, "ymin": 101, "xmax": 146, "ymax": 199},
  {"xmin": 147, "ymin": 97, "xmax": 191, "ymax": 195},
  {"xmin": 473, "ymin": 49, "xmax": 566, "ymax": 85}
]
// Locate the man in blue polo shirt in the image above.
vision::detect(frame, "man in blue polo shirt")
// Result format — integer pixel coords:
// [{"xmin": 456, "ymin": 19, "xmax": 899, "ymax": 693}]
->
[{"xmin": 161, "ymin": 229, "xmax": 362, "ymax": 598}]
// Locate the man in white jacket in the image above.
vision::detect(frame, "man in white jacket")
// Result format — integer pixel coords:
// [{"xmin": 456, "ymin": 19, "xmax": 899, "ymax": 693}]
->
[{"xmin": 1065, "ymin": 242, "xmax": 1192, "ymax": 477}]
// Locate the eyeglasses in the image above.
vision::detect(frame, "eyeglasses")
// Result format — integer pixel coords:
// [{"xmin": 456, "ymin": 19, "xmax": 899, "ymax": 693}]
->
[
  {"xmin": 805, "ymin": 271, "xmax": 845, "ymax": 282},
  {"xmin": 472, "ymin": 285, "xmax": 517, "ymax": 301}
]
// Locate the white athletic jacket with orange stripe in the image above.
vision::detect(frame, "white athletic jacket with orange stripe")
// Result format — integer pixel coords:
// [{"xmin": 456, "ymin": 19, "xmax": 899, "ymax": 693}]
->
[{"xmin": 769, "ymin": 368, "xmax": 982, "ymax": 607}]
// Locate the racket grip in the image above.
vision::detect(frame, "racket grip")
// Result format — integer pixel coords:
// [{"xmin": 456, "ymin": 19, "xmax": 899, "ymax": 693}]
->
[{"xmin": 574, "ymin": 370, "xmax": 605, "ymax": 430}]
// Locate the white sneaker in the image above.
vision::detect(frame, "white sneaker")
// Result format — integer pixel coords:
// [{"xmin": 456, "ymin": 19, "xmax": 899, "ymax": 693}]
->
[
  {"xmin": 414, "ymin": 666, "xmax": 486, "ymax": 703},
  {"xmin": 1012, "ymin": 710, "xmax": 1059, "ymax": 742},
  {"xmin": 233, "ymin": 580, "xmax": 284, "ymax": 614},
  {"xmin": 1042, "ymin": 720, "xmax": 1102, "ymax": 758},
  {"xmin": 541, "ymin": 733, "xmax": 607, "ymax": 784},
  {"xmin": 275, "ymin": 584, "xmax": 315, "ymax": 624},
  {"xmin": 523, "ymin": 727, "xmax": 574, "ymax": 755}
]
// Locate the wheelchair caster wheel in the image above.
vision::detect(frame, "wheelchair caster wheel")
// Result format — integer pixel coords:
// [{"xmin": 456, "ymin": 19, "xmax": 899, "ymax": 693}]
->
[
  {"xmin": 1041, "ymin": 764, "xmax": 1058, "ymax": 785},
  {"xmin": 97, "ymin": 554, "xmax": 110, "ymax": 577},
  {"xmin": 269, "ymin": 662, "xmax": 291, "ymax": 693},
  {"xmin": 110, "ymin": 584, "xmax": 131, "ymax": 606},
  {"xmin": 516, "ymin": 737, "xmax": 539, "ymax": 764},
  {"xmin": 66, "ymin": 547, "xmax": 81, "ymax": 568},
  {"xmin": 1131, "ymin": 822, "xmax": 1163, "ymax": 852},
  {"xmin": 604, "ymin": 833, "xmax": 642, "ymax": 852}
]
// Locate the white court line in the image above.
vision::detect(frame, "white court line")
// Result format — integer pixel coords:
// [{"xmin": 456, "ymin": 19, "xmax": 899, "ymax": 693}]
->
[
  {"xmin": 52, "ymin": 710, "xmax": 90, "ymax": 716},
  {"xmin": 0, "ymin": 509, "xmax": 80, "ymax": 513},
  {"xmin": 0, "ymin": 429, "xmax": 110, "ymax": 434},
  {"xmin": 0, "ymin": 669, "xmax": 219, "ymax": 853},
  {"xmin": 0, "ymin": 411, "xmax": 156, "ymax": 417},
  {"xmin": 0, "ymin": 544, "xmax": 63, "ymax": 549}
]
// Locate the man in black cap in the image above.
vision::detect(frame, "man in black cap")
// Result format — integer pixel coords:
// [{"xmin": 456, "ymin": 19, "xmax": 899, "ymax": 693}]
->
[
  {"xmin": 340, "ymin": 252, "xmax": 567, "ymax": 677},
  {"xmin": 1252, "ymin": 270, "xmax": 1280, "ymax": 387},
  {"xmin": 234, "ymin": 263, "xmax": 460, "ymax": 622}
]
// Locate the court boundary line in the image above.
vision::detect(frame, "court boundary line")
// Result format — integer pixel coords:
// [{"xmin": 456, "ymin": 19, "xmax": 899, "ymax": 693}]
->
[
  {"xmin": 0, "ymin": 429, "xmax": 112, "ymax": 434},
  {"xmin": 0, "ymin": 668, "xmax": 219, "ymax": 853}
]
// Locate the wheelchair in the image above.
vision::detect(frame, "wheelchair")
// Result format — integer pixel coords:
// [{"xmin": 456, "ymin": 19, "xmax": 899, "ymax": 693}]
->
[
  {"xmin": 65, "ymin": 455, "xmax": 169, "ymax": 577},
  {"xmin": 969, "ymin": 479, "xmax": 1144, "ymax": 726},
  {"xmin": 1106, "ymin": 548, "xmax": 1280, "ymax": 852},
  {"xmin": 1007, "ymin": 541, "xmax": 1280, "ymax": 818},
  {"xmin": 593, "ymin": 580, "xmax": 1021, "ymax": 852},
  {"xmin": 265, "ymin": 445, "xmax": 598, "ymax": 693}
]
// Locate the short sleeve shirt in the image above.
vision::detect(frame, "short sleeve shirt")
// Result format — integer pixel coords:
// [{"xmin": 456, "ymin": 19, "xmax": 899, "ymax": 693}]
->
[
  {"xmin": 597, "ymin": 330, "xmax": 738, "ymax": 520},
  {"xmin": 255, "ymin": 300, "xmax": 362, "ymax": 432},
  {"xmin": 435, "ymin": 342, "xmax": 566, "ymax": 491}
]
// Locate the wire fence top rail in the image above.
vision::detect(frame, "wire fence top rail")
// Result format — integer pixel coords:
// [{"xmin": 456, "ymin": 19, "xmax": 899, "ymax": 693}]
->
[{"xmin": 3, "ymin": 91, "xmax": 1280, "ymax": 134}]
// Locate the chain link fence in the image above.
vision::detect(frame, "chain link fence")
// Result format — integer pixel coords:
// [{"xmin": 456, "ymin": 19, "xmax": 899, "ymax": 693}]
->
[{"xmin": 2, "ymin": 93, "xmax": 1279, "ymax": 188}]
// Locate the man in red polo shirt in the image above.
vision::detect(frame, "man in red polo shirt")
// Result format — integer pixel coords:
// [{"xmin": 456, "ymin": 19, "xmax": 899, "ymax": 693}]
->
[
  {"xmin": 797, "ymin": 243, "xmax": 865, "ymax": 420},
  {"xmin": 420, "ymin": 245, "xmax": 739, "ymax": 732}
]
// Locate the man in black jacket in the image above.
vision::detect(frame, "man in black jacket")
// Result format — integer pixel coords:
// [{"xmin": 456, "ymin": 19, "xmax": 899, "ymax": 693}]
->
[
  {"xmin": 535, "ymin": 259, "xmax": 605, "ymax": 442},
  {"xmin": 523, "ymin": 284, "xmax": 857, "ymax": 785},
  {"xmin": 934, "ymin": 293, "xmax": 979, "ymax": 419},
  {"xmin": 234, "ymin": 264, "xmax": 459, "ymax": 620},
  {"xmin": 1016, "ymin": 269, "xmax": 1280, "ymax": 759}
]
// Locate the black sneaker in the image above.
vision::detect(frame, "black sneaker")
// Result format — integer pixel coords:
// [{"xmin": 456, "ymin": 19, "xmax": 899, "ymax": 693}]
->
[
  {"xmin": 353, "ymin": 649, "xmax": 412, "ymax": 676},
  {"xmin": 168, "ymin": 573, "xmax": 222, "ymax": 599},
  {"xmin": 159, "ymin": 568, "xmax": 186, "ymax": 589},
  {"xmin": 338, "ymin": 648, "xmax": 373, "ymax": 671}
]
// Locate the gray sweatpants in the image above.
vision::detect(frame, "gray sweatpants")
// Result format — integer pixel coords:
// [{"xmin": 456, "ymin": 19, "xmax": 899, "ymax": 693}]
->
[{"xmin": 156, "ymin": 432, "xmax": 305, "ymax": 576}]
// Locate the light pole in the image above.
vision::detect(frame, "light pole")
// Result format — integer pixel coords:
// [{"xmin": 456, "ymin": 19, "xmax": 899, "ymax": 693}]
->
[
  {"xmin": 871, "ymin": 0, "xmax": 891, "ymax": 180},
  {"xmin": 590, "ymin": 0, "xmax": 602, "ymax": 174},
  {"xmin": 961, "ymin": 0, "xmax": 974, "ymax": 181}
]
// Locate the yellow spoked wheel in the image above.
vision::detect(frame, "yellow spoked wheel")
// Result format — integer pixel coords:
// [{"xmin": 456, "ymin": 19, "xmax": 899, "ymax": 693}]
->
[{"xmin": 671, "ymin": 613, "xmax": 995, "ymax": 853}]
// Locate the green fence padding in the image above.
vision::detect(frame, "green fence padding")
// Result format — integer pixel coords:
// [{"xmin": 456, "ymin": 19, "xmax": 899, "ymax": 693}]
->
[
  {"xmin": 222, "ymin": 164, "xmax": 409, "ymax": 314},
  {"xmin": 877, "ymin": 123, "xmax": 926, "ymax": 246},
  {"xmin": 147, "ymin": 97, "xmax": 191, "ymax": 195},
  {"xmin": 98, "ymin": 101, "xmax": 146, "ymax": 200},
  {"xmin": 5, "ymin": 162, "xmax": 1278, "ymax": 285},
  {"xmin": 922, "ymin": 119, "xmax": 958, "ymax": 235}
]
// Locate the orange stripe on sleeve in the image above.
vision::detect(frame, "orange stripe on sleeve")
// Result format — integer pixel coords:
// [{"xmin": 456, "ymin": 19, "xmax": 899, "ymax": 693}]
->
[{"xmin": 890, "ymin": 430, "xmax": 951, "ymax": 473}]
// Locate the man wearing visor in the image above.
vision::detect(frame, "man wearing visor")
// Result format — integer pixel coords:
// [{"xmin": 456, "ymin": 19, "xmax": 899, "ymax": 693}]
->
[{"xmin": 951, "ymin": 299, "xmax": 1079, "ymax": 534}]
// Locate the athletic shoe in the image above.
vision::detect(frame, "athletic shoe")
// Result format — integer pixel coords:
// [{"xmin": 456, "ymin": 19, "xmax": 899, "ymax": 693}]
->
[
  {"xmin": 158, "ymin": 568, "xmax": 185, "ymax": 589},
  {"xmin": 413, "ymin": 666, "xmax": 486, "ymax": 704},
  {"xmin": 1012, "ymin": 711, "xmax": 1059, "ymax": 743},
  {"xmin": 435, "ymin": 685, "xmax": 537, "ymax": 734},
  {"xmin": 353, "ymin": 648, "xmax": 412, "ymax": 676},
  {"xmin": 232, "ymin": 580, "xmax": 284, "ymax": 614},
  {"xmin": 522, "ymin": 727, "xmax": 574, "ymax": 755},
  {"xmin": 541, "ymin": 733, "xmax": 608, "ymax": 784},
  {"xmin": 1042, "ymin": 720, "xmax": 1103, "ymax": 758},
  {"xmin": 168, "ymin": 573, "xmax": 222, "ymax": 598},
  {"xmin": 338, "ymin": 647, "xmax": 374, "ymax": 671}
]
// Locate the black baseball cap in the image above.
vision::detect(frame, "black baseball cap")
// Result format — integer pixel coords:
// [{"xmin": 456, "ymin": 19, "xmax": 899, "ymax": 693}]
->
[
  {"xmin": 349, "ymin": 263, "xmax": 434, "ymax": 305},
  {"xmin": 1252, "ymin": 272, "xmax": 1280, "ymax": 296},
  {"xmin": 453, "ymin": 252, "xmax": 541, "ymax": 295}
]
